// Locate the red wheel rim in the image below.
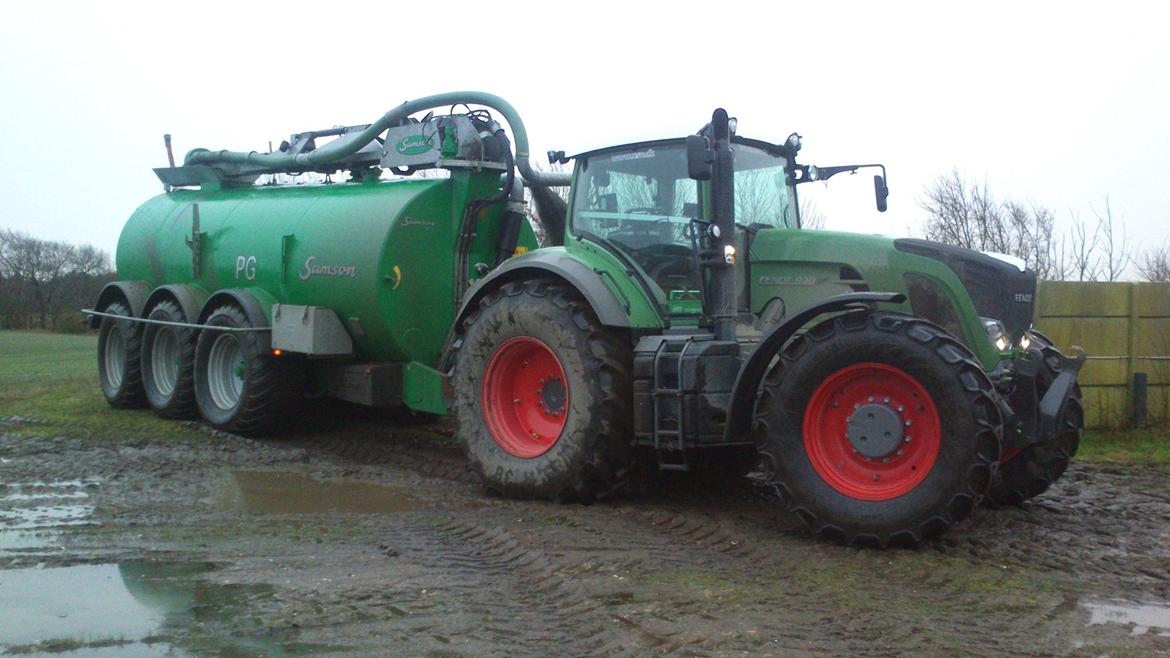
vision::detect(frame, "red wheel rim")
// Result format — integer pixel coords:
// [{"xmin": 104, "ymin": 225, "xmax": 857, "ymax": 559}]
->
[
  {"xmin": 803, "ymin": 363, "xmax": 942, "ymax": 501},
  {"xmin": 481, "ymin": 336, "xmax": 569, "ymax": 458},
  {"xmin": 999, "ymin": 446, "xmax": 1024, "ymax": 463}
]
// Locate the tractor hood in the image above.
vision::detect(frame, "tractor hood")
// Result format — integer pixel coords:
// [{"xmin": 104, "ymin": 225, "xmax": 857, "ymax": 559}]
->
[{"xmin": 893, "ymin": 238, "xmax": 1037, "ymax": 341}]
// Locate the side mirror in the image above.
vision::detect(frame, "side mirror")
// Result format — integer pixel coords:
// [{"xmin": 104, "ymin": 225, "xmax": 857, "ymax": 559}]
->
[
  {"xmin": 874, "ymin": 174, "xmax": 889, "ymax": 213},
  {"xmin": 686, "ymin": 134, "xmax": 713, "ymax": 180}
]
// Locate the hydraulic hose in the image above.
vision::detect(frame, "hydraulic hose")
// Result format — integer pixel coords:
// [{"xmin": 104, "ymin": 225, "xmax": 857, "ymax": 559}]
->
[{"xmin": 184, "ymin": 91, "xmax": 571, "ymax": 187}]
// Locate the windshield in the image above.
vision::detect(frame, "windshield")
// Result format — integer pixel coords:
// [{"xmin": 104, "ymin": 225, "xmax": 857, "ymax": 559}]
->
[{"xmin": 570, "ymin": 140, "xmax": 796, "ymax": 313}]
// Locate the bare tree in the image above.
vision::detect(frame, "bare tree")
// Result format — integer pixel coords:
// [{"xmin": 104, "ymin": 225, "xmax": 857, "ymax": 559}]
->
[
  {"xmin": 1063, "ymin": 197, "xmax": 1132, "ymax": 282},
  {"xmin": 1137, "ymin": 243, "xmax": 1170, "ymax": 282},
  {"xmin": 921, "ymin": 169, "xmax": 1065, "ymax": 278},
  {"xmin": 0, "ymin": 229, "xmax": 112, "ymax": 330},
  {"xmin": 1091, "ymin": 196, "xmax": 1130, "ymax": 282},
  {"xmin": 1065, "ymin": 211, "xmax": 1100, "ymax": 282}
]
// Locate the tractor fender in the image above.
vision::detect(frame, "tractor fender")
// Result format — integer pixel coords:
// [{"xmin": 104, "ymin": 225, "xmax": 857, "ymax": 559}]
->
[
  {"xmin": 142, "ymin": 284, "xmax": 210, "ymax": 324},
  {"xmin": 455, "ymin": 252, "xmax": 649, "ymax": 331},
  {"xmin": 90, "ymin": 280, "xmax": 151, "ymax": 328},
  {"xmin": 723, "ymin": 292, "xmax": 906, "ymax": 441}
]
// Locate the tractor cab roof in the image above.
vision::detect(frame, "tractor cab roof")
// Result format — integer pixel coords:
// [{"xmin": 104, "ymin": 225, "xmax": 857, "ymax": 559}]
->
[{"xmin": 570, "ymin": 135, "xmax": 791, "ymax": 163}]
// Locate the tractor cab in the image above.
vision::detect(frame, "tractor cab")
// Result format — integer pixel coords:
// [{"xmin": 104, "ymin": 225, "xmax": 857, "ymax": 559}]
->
[
  {"xmin": 565, "ymin": 129, "xmax": 891, "ymax": 325},
  {"xmin": 567, "ymin": 137, "xmax": 800, "ymax": 319}
]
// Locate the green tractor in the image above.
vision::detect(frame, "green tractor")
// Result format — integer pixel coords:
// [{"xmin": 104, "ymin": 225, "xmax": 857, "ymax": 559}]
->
[{"xmin": 89, "ymin": 92, "xmax": 1083, "ymax": 546}]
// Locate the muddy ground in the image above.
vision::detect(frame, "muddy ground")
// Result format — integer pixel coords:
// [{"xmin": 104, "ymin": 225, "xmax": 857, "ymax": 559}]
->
[{"xmin": 2, "ymin": 408, "xmax": 1170, "ymax": 657}]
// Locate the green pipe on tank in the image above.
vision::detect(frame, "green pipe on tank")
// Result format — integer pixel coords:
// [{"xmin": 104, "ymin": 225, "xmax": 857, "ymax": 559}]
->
[{"xmin": 184, "ymin": 91, "xmax": 571, "ymax": 187}]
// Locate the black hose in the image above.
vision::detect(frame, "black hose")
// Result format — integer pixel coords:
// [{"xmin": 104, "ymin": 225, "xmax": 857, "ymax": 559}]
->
[{"xmin": 455, "ymin": 129, "xmax": 515, "ymax": 302}]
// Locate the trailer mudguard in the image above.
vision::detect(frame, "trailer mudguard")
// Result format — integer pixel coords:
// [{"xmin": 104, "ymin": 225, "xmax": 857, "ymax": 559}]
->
[
  {"xmin": 90, "ymin": 280, "xmax": 151, "ymax": 328},
  {"xmin": 142, "ymin": 284, "xmax": 210, "ymax": 324},
  {"xmin": 455, "ymin": 250, "xmax": 659, "ymax": 331},
  {"xmin": 723, "ymin": 292, "xmax": 906, "ymax": 441},
  {"xmin": 197, "ymin": 287, "xmax": 277, "ymax": 328}
]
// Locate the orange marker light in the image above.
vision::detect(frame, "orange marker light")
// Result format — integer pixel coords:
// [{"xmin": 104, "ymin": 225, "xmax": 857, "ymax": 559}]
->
[{"xmin": 273, "ymin": 349, "xmax": 283, "ymax": 357}]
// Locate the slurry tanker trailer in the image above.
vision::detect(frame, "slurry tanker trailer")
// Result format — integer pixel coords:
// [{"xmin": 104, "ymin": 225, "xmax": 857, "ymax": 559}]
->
[{"xmin": 88, "ymin": 92, "xmax": 1084, "ymax": 546}]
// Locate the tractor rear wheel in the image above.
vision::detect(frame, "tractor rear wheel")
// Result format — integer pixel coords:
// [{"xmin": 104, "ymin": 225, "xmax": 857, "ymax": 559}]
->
[
  {"xmin": 97, "ymin": 301, "xmax": 145, "ymax": 408},
  {"xmin": 141, "ymin": 300, "xmax": 198, "ymax": 419},
  {"xmin": 754, "ymin": 312, "xmax": 1001, "ymax": 547},
  {"xmin": 452, "ymin": 280, "xmax": 633, "ymax": 502},
  {"xmin": 984, "ymin": 335, "xmax": 1083, "ymax": 507},
  {"xmin": 193, "ymin": 305, "xmax": 300, "ymax": 436}
]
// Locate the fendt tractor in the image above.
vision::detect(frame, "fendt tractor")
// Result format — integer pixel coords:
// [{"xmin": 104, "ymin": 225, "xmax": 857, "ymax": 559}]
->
[{"xmin": 88, "ymin": 91, "xmax": 1084, "ymax": 547}]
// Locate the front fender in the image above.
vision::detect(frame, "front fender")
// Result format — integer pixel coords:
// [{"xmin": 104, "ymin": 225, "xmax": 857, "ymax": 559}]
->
[{"xmin": 723, "ymin": 292, "xmax": 906, "ymax": 441}]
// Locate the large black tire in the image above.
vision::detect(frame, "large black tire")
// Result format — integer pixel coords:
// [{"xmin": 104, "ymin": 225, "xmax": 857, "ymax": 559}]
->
[
  {"xmin": 451, "ymin": 279, "xmax": 633, "ymax": 502},
  {"xmin": 97, "ymin": 301, "xmax": 145, "ymax": 408},
  {"xmin": 754, "ymin": 312, "xmax": 1001, "ymax": 547},
  {"xmin": 193, "ymin": 304, "xmax": 301, "ymax": 436},
  {"xmin": 141, "ymin": 300, "xmax": 198, "ymax": 419},
  {"xmin": 984, "ymin": 336, "xmax": 1083, "ymax": 507}
]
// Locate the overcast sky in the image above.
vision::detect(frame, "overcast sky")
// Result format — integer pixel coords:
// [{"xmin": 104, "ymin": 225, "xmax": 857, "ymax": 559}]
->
[{"xmin": 1, "ymin": 1, "xmax": 1166, "ymax": 272}]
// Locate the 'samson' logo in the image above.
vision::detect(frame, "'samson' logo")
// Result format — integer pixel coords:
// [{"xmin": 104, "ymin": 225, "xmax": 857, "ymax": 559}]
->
[
  {"xmin": 395, "ymin": 133, "xmax": 435, "ymax": 156},
  {"xmin": 300, "ymin": 256, "xmax": 357, "ymax": 281}
]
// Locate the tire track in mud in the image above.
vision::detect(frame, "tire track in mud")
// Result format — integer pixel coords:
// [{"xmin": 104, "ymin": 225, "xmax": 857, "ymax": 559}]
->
[{"xmin": 319, "ymin": 515, "xmax": 659, "ymax": 657}]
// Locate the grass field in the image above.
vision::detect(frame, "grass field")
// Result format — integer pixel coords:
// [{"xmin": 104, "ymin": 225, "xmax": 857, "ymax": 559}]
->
[
  {"xmin": 1, "ymin": 330, "xmax": 1167, "ymax": 462},
  {"xmin": 0, "ymin": 330, "xmax": 208, "ymax": 441}
]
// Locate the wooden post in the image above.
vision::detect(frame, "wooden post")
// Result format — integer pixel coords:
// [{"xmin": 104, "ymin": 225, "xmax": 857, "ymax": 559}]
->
[
  {"xmin": 1133, "ymin": 372, "xmax": 1149, "ymax": 426},
  {"xmin": 1126, "ymin": 283, "xmax": 1140, "ymax": 426}
]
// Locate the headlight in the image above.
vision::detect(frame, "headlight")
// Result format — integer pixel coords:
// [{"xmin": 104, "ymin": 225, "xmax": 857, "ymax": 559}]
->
[
  {"xmin": 981, "ymin": 317, "xmax": 1012, "ymax": 352},
  {"xmin": 1019, "ymin": 333, "xmax": 1032, "ymax": 351}
]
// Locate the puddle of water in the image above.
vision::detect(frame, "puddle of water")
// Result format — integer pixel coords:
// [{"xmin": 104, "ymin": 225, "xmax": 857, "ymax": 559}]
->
[
  {"xmin": 217, "ymin": 469, "xmax": 422, "ymax": 514},
  {"xmin": 0, "ymin": 529, "xmax": 63, "ymax": 554},
  {"xmin": 0, "ymin": 505, "xmax": 95, "ymax": 530},
  {"xmin": 1083, "ymin": 599, "xmax": 1170, "ymax": 636},
  {"xmin": 0, "ymin": 564, "xmax": 167, "ymax": 647},
  {"xmin": 1, "ymin": 480, "xmax": 96, "ymax": 554},
  {"xmin": 0, "ymin": 561, "xmax": 322, "ymax": 656}
]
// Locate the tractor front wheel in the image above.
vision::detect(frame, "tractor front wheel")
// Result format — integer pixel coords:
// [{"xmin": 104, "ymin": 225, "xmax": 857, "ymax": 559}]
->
[
  {"xmin": 754, "ymin": 312, "xmax": 1001, "ymax": 547},
  {"xmin": 452, "ymin": 280, "xmax": 633, "ymax": 501}
]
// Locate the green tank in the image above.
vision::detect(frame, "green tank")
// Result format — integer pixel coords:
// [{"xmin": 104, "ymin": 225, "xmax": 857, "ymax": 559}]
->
[{"xmin": 115, "ymin": 170, "xmax": 529, "ymax": 367}]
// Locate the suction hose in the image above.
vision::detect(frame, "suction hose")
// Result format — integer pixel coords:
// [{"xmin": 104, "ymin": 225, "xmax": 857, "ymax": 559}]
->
[{"xmin": 184, "ymin": 91, "xmax": 571, "ymax": 188}]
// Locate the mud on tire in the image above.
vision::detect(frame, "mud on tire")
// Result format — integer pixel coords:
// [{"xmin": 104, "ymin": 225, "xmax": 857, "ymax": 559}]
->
[
  {"xmin": 193, "ymin": 304, "xmax": 302, "ymax": 436},
  {"xmin": 141, "ymin": 300, "xmax": 199, "ymax": 419},
  {"xmin": 753, "ymin": 312, "xmax": 1001, "ymax": 547},
  {"xmin": 984, "ymin": 335, "xmax": 1083, "ymax": 507},
  {"xmin": 451, "ymin": 279, "xmax": 633, "ymax": 502},
  {"xmin": 97, "ymin": 301, "xmax": 146, "ymax": 408}
]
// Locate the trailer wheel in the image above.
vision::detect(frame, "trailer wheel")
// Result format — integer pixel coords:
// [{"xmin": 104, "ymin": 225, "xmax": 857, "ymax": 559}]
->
[
  {"xmin": 141, "ymin": 300, "xmax": 198, "ymax": 419},
  {"xmin": 452, "ymin": 279, "xmax": 633, "ymax": 502},
  {"xmin": 97, "ymin": 301, "xmax": 145, "ymax": 408},
  {"xmin": 984, "ymin": 336, "xmax": 1083, "ymax": 507},
  {"xmin": 754, "ymin": 312, "xmax": 1001, "ymax": 547},
  {"xmin": 194, "ymin": 304, "xmax": 299, "ymax": 436}
]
